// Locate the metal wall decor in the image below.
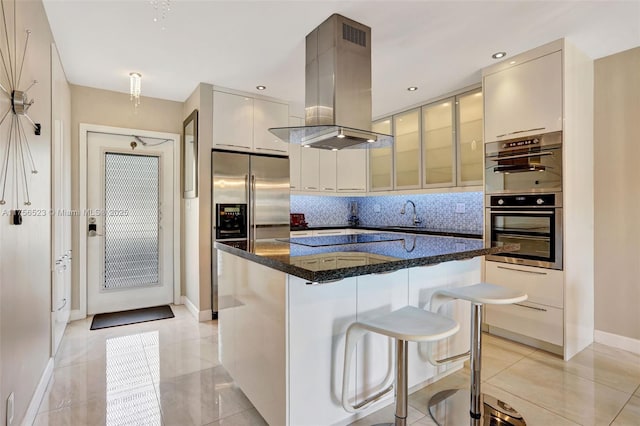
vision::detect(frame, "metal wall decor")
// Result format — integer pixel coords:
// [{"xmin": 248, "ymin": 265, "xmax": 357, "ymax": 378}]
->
[{"xmin": 0, "ymin": 0, "xmax": 41, "ymax": 224}]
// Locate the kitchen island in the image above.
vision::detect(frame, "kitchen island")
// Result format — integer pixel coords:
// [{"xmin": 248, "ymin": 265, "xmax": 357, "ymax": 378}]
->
[{"xmin": 215, "ymin": 233, "xmax": 517, "ymax": 425}]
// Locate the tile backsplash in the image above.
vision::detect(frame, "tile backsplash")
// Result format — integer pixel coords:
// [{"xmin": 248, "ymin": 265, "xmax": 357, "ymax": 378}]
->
[
  {"xmin": 290, "ymin": 196, "xmax": 353, "ymax": 226},
  {"xmin": 291, "ymin": 192, "xmax": 483, "ymax": 234}
]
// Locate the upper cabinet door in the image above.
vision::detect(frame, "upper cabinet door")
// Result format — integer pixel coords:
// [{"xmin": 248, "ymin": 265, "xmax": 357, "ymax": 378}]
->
[
  {"xmin": 369, "ymin": 119, "xmax": 393, "ymax": 191},
  {"xmin": 337, "ymin": 150, "xmax": 367, "ymax": 192},
  {"xmin": 483, "ymin": 51, "xmax": 563, "ymax": 142},
  {"xmin": 253, "ymin": 99, "xmax": 289, "ymax": 154},
  {"xmin": 457, "ymin": 89, "xmax": 484, "ymax": 186},
  {"xmin": 319, "ymin": 150, "xmax": 337, "ymax": 192},
  {"xmin": 213, "ymin": 91, "xmax": 254, "ymax": 151},
  {"xmin": 422, "ymin": 98, "xmax": 454, "ymax": 187},
  {"xmin": 394, "ymin": 109, "xmax": 421, "ymax": 189},
  {"xmin": 300, "ymin": 147, "xmax": 320, "ymax": 191}
]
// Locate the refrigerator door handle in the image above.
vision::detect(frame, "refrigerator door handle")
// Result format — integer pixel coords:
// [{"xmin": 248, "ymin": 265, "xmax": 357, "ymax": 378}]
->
[
  {"xmin": 244, "ymin": 173, "xmax": 250, "ymax": 242},
  {"xmin": 251, "ymin": 174, "xmax": 257, "ymax": 246}
]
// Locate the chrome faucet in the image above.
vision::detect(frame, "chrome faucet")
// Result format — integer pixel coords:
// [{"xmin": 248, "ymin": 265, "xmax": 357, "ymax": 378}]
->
[{"xmin": 400, "ymin": 200, "xmax": 422, "ymax": 226}]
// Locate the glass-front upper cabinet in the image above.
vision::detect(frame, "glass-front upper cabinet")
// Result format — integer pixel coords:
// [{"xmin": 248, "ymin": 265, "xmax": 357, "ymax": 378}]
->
[
  {"xmin": 422, "ymin": 98, "xmax": 454, "ymax": 187},
  {"xmin": 394, "ymin": 108, "xmax": 421, "ymax": 189},
  {"xmin": 369, "ymin": 118, "xmax": 393, "ymax": 191},
  {"xmin": 457, "ymin": 88, "xmax": 483, "ymax": 185}
]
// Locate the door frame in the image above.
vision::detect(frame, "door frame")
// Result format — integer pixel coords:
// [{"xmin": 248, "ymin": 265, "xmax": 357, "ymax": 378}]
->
[{"xmin": 77, "ymin": 123, "xmax": 181, "ymax": 319}]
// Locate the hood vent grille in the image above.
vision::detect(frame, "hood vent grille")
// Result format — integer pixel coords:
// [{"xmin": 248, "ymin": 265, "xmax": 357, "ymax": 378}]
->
[{"xmin": 343, "ymin": 23, "xmax": 367, "ymax": 47}]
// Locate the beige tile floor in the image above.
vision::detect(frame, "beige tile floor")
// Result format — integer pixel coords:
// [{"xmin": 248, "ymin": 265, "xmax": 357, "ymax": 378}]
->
[{"xmin": 34, "ymin": 305, "xmax": 640, "ymax": 426}]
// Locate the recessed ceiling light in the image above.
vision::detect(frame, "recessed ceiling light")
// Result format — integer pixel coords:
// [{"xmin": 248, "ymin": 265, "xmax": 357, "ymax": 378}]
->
[
  {"xmin": 256, "ymin": 85, "xmax": 266, "ymax": 90},
  {"xmin": 509, "ymin": 61, "xmax": 516, "ymax": 65},
  {"xmin": 303, "ymin": 144, "xmax": 310, "ymax": 148},
  {"xmin": 407, "ymin": 86, "xmax": 418, "ymax": 91},
  {"xmin": 366, "ymin": 139, "xmax": 375, "ymax": 143},
  {"xmin": 492, "ymin": 52, "xmax": 506, "ymax": 59},
  {"xmin": 331, "ymin": 148, "xmax": 338, "ymax": 151}
]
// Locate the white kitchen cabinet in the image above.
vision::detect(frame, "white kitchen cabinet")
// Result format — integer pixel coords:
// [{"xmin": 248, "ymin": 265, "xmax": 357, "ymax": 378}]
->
[
  {"xmin": 422, "ymin": 98, "xmax": 455, "ymax": 187},
  {"xmin": 369, "ymin": 119, "xmax": 393, "ymax": 191},
  {"xmin": 213, "ymin": 89, "xmax": 289, "ymax": 153},
  {"xmin": 213, "ymin": 91, "xmax": 254, "ymax": 151},
  {"xmin": 253, "ymin": 98, "xmax": 289, "ymax": 154},
  {"xmin": 483, "ymin": 51, "xmax": 563, "ymax": 142},
  {"xmin": 485, "ymin": 262, "xmax": 563, "ymax": 309},
  {"xmin": 486, "ymin": 301, "xmax": 564, "ymax": 347},
  {"xmin": 288, "ymin": 116, "xmax": 304, "ymax": 190},
  {"xmin": 482, "ymin": 39, "xmax": 594, "ymax": 360},
  {"xmin": 300, "ymin": 147, "xmax": 320, "ymax": 191},
  {"xmin": 394, "ymin": 108, "xmax": 422, "ymax": 189},
  {"xmin": 337, "ymin": 149, "xmax": 367, "ymax": 192},
  {"xmin": 457, "ymin": 88, "xmax": 484, "ymax": 185},
  {"xmin": 484, "ymin": 261, "xmax": 565, "ymax": 349},
  {"xmin": 319, "ymin": 150, "xmax": 337, "ymax": 192}
]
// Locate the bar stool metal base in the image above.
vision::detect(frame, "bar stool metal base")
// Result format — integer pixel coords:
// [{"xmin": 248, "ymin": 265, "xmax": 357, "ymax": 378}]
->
[{"xmin": 428, "ymin": 389, "xmax": 526, "ymax": 426}]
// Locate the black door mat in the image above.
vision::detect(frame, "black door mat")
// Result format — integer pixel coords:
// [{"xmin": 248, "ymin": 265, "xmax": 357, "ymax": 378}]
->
[{"xmin": 90, "ymin": 305, "xmax": 174, "ymax": 330}]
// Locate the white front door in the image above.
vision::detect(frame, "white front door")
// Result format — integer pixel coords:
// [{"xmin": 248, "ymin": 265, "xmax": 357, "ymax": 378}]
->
[{"xmin": 86, "ymin": 131, "xmax": 174, "ymax": 315}]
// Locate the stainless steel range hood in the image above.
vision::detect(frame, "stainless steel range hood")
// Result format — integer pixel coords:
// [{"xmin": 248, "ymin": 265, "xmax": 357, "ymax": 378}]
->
[{"xmin": 269, "ymin": 14, "xmax": 392, "ymax": 150}]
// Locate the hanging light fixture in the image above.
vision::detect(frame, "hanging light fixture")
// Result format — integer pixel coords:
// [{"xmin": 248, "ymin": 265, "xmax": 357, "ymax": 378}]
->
[
  {"xmin": 129, "ymin": 72, "xmax": 142, "ymax": 107},
  {"xmin": 150, "ymin": 0, "xmax": 171, "ymax": 30}
]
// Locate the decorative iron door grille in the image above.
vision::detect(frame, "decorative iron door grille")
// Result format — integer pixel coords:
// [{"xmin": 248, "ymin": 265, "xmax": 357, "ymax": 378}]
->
[{"xmin": 103, "ymin": 153, "xmax": 160, "ymax": 290}]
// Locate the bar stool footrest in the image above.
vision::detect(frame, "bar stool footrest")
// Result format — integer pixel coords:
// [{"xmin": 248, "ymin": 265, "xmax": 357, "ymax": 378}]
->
[{"xmin": 351, "ymin": 384, "xmax": 394, "ymax": 411}]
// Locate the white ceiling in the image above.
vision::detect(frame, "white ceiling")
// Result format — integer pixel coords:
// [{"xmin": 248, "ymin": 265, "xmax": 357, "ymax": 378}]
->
[{"xmin": 42, "ymin": 0, "xmax": 640, "ymax": 118}]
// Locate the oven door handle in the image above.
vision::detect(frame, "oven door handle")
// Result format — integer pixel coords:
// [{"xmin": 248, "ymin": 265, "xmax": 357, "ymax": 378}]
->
[
  {"xmin": 486, "ymin": 150, "xmax": 554, "ymax": 161},
  {"xmin": 490, "ymin": 210, "xmax": 554, "ymax": 215}
]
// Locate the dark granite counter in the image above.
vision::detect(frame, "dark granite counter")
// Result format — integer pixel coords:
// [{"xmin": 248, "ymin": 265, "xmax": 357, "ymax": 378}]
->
[
  {"xmin": 215, "ymin": 233, "xmax": 517, "ymax": 283},
  {"xmin": 289, "ymin": 224, "xmax": 483, "ymax": 239}
]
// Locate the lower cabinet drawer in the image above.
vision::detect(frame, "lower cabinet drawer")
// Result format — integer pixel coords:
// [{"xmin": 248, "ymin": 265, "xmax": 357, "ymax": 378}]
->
[
  {"xmin": 485, "ymin": 302, "xmax": 563, "ymax": 346},
  {"xmin": 485, "ymin": 261, "xmax": 563, "ymax": 308}
]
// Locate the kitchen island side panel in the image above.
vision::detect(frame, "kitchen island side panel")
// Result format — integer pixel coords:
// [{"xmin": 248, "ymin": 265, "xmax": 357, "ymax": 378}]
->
[{"xmin": 217, "ymin": 251, "xmax": 287, "ymax": 426}]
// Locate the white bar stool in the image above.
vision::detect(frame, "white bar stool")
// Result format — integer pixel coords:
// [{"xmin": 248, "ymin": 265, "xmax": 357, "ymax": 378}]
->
[
  {"xmin": 427, "ymin": 282, "xmax": 528, "ymax": 426},
  {"xmin": 342, "ymin": 306, "xmax": 460, "ymax": 426}
]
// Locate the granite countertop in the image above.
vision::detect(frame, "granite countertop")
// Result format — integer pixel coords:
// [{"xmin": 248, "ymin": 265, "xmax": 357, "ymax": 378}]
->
[
  {"xmin": 215, "ymin": 233, "xmax": 518, "ymax": 283},
  {"xmin": 289, "ymin": 224, "xmax": 483, "ymax": 239}
]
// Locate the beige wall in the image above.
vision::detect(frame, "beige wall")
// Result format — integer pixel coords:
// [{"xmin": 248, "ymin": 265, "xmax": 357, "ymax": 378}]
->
[
  {"xmin": 0, "ymin": 1, "xmax": 60, "ymax": 424},
  {"xmin": 69, "ymin": 85, "xmax": 184, "ymax": 310},
  {"xmin": 594, "ymin": 47, "xmax": 640, "ymax": 340},
  {"xmin": 181, "ymin": 83, "xmax": 214, "ymax": 317},
  {"xmin": 182, "ymin": 86, "xmax": 201, "ymax": 309}
]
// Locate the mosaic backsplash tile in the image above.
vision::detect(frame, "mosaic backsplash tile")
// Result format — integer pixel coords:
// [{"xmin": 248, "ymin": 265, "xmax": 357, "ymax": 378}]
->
[
  {"xmin": 290, "ymin": 196, "xmax": 353, "ymax": 226},
  {"xmin": 291, "ymin": 192, "xmax": 483, "ymax": 234}
]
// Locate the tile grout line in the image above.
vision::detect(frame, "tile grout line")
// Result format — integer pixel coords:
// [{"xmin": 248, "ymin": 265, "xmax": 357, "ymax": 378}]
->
[
  {"xmin": 526, "ymin": 347, "xmax": 640, "ymax": 395},
  {"xmin": 489, "ymin": 348, "xmax": 633, "ymax": 425},
  {"xmin": 607, "ymin": 390, "xmax": 638, "ymax": 425}
]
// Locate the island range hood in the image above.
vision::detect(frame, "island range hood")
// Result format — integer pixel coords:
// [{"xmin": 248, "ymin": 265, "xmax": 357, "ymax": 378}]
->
[{"xmin": 269, "ymin": 14, "xmax": 393, "ymax": 150}]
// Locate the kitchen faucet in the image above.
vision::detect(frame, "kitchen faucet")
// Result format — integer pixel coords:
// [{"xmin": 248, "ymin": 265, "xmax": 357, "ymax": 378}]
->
[{"xmin": 400, "ymin": 200, "xmax": 422, "ymax": 226}]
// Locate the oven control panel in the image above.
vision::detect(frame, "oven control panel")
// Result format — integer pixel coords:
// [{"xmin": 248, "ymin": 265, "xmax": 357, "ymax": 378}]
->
[{"xmin": 489, "ymin": 193, "xmax": 557, "ymax": 207}]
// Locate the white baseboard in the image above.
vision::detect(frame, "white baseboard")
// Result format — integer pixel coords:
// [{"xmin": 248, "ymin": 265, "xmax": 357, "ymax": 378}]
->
[
  {"xmin": 595, "ymin": 329, "xmax": 640, "ymax": 355},
  {"xmin": 69, "ymin": 309, "xmax": 85, "ymax": 321},
  {"xmin": 21, "ymin": 357, "xmax": 54, "ymax": 426},
  {"xmin": 181, "ymin": 296, "xmax": 212, "ymax": 322}
]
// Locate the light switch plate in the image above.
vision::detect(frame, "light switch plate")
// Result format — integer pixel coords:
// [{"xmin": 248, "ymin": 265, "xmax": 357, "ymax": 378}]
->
[{"xmin": 455, "ymin": 203, "xmax": 465, "ymax": 214}]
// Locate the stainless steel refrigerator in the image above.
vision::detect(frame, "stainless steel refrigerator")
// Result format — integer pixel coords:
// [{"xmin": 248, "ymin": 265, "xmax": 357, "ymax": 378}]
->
[{"xmin": 211, "ymin": 150, "xmax": 290, "ymax": 317}]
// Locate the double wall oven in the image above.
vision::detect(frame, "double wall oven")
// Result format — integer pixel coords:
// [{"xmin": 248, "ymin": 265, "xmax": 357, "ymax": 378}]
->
[{"xmin": 485, "ymin": 131, "xmax": 563, "ymax": 270}]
